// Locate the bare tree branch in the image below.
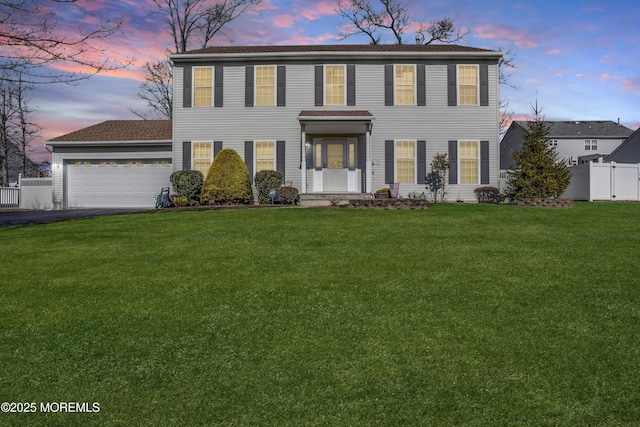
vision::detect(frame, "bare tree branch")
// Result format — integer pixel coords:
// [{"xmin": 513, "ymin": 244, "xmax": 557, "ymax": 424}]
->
[{"xmin": 130, "ymin": 59, "xmax": 173, "ymax": 120}]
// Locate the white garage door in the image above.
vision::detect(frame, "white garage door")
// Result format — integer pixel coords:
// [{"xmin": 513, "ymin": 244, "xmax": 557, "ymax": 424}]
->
[{"xmin": 66, "ymin": 159, "xmax": 172, "ymax": 208}]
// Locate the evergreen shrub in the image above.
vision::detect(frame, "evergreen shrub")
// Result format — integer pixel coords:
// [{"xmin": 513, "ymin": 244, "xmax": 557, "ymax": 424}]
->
[
  {"xmin": 254, "ymin": 170, "xmax": 283, "ymax": 204},
  {"xmin": 170, "ymin": 170, "xmax": 203, "ymax": 206},
  {"xmin": 277, "ymin": 186, "xmax": 299, "ymax": 205},
  {"xmin": 200, "ymin": 149, "xmax": 253, "ymax": 205},
  {"xmin": 172, "ymin": 196, "xmax": 189, "ymax": 207}
]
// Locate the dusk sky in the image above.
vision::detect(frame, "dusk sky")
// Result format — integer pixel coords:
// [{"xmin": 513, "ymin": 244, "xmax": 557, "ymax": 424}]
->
[{"xmin": 24, "ymin": 0, "xmax": 640, "ymax": 162}]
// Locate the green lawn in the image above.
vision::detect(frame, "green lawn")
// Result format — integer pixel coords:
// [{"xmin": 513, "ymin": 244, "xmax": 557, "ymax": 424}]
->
[{"xmin": 1, "ymin": 203, "xmax": 639, "ymax": 426}]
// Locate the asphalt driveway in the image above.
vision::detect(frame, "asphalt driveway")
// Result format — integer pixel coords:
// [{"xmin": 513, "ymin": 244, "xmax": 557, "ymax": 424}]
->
[{"xmin": 0, "ymin": 209, "xmax": 149, "ymax": 228}]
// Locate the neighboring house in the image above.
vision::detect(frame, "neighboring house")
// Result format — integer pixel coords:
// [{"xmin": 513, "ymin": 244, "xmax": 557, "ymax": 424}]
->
[
  {"xmin": 501, "ymin": 120, "xmax": 633, "ymax": 170},
  {"xmin": 606, "ymin": 127, "xmax": 640, "ymax": 164},
  {"xmin": 46, "ymin": 120, "xmax": 172, "ymax": 208},
  {"xmin": 170, "ymin": 44, "xmax": 503, "ymax": 201}
]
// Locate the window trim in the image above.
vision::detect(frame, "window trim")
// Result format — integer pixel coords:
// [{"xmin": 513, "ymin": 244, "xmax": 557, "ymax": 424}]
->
[
  {"xmin": 254, "ymin": 140, "xmax": 276, "ymax": 173},
  {"xmin": 394, "ymin": 64, "xmax": 417, "ymax": 106},
  {"xmin": 254, "ymin": 65, "xmax": 276, "ymax": 107},
  {"xmin": 585, "ymin": 139, "xmax": 598, "ymax": 151},
  {"xmin": 324, "ymin": 64, "xmax": 346, "ymax": 106},
  {"xmin": 192, "ymin": 141, "xmax": 213, "ymax": 176},
  {"xmin": 192, "ymin": 66, "xmax": 213, "ymax": 107},
  {"xmin": 458, "ymin": 140, "xmax": 480, "ymax": 185},
  {"xmin": 457, "ymin": 64, "xmax": 479, "ymax": 106},
  {"xmin": 395, "ymin": 139, "xmax": 417, "ymax": 184}
]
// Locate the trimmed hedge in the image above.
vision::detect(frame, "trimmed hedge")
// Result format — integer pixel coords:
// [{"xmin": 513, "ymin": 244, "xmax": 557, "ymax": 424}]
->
[
  {"xmin": 200, "ymin": 149, "xmax": 253, "ymax": 205},
  {"xmin": 255, "ymin": 170, "xmax": 283, "ymax": 204},
  {"xmin": 170, "ymin": 170, "xmax": 203, "ymax": 206},
  {"xmin": 474, "ymin": 186, "xmax": 500, "ymax": 204},
  {"xmin": 277, "ymin": 186, "xmax": 299, "ymax": 205}
]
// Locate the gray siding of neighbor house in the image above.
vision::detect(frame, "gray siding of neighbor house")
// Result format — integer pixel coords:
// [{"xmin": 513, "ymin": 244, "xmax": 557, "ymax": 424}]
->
[{"xmin": 172, "ymin": 56, "xmax": 500, "ymax": 201}]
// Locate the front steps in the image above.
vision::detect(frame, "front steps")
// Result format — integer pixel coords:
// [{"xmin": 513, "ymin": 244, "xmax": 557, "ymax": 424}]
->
[{"xmin": 299, "ymin": 193, "xmax": 372, "ymax": 207}]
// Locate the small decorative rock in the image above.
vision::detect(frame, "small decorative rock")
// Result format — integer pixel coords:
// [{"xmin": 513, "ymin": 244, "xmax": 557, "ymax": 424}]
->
[{"xmin": 516, "ymin": 198, "xmax": 574, "ymax": 208}]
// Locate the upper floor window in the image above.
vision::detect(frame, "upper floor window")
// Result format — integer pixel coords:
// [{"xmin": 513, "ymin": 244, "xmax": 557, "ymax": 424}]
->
[
  {"xmin": 255, "ymin": 141, "xmax": 275, "ymax": 172},
  {"xmin": 325, "ymin": 65, "xmax": 345, "ymax": 106},
  {"xmin": 193, "ymin": 67, "xmax": 213, "ymax": 107},
  {"xmin": 585, "ymin": 139, "xmax": 597, "ymax": 150},
  {"xmin": 255, "ymin": 66, "xmax": 275, "ymax": 106},
  {"xmin": 548, "ymin": 139, "xmax": 558, "ymax": 147},
  {"xmin": 396, "ymin": 140, "xmax": 416, "ymax": 184},
  {"xmin": 193, "ymin": 141, "xmax": 213, "ymax": 176},
  {"xmin": 458, "ymin": 65, "xmax": 478, "ymax": 106},
  {"xmin": 459, "ymin": 141, "xmax": 479, "ymax": 184},
  {"xmin": 395, "ymin": 65, "xmax": 416, "ymax": 105}
]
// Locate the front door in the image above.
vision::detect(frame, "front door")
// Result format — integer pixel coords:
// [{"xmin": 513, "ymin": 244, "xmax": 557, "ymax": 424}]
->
[{"xmin": 313, "ymin": 138, "xmax": 357, "ymax": 192}]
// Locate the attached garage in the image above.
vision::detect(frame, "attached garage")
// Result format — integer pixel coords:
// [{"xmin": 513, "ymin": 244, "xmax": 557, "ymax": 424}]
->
[{"xmin": 46, "ymin": 120, "xmax": 173, "ymax": 209}]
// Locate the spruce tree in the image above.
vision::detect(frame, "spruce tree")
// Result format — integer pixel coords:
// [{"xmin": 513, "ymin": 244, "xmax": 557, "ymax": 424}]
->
[{"xmin": 506, "ymin": 103, "xmax": 571, "ymax": 199}]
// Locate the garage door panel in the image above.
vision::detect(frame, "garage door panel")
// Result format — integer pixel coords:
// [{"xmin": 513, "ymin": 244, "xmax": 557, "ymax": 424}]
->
[{"xmin": 66, "ymin": 160, "xmax": 172, "ymax": 208}]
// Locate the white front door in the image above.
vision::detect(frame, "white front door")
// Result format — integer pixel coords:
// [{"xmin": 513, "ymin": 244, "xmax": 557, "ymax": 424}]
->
[{"xmin": 312, "ymin": 138, "xmax": 357, "ymax": 192}]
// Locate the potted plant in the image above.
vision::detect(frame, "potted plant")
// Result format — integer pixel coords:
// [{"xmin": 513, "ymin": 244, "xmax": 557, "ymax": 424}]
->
[{"xmin": 375, "ymin": 188, "xmax": 390, "ymax": 199}]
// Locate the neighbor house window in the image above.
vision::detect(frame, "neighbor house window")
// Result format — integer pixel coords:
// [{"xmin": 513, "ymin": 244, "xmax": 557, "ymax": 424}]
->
[
  {"xmin": 395, "ymin": 65, "xmax": 416, "ymax": 105},
  {"xmin": 193, "ymin": 67, "xmax": 213, "ymax": 107},
  {"xmin": 193, "ymin": 142, "xmax": 213, "ymax": 176},
  {"xmin": 255, "ymin": 141, "xmax": 275, "ymax": 172},
  {"xmin": 325, "ymin": 65, "xmax": 345, "ymax": 106},
  {"xmin": 458, "ymin": 65, "xmax": 478, "ymax": 106},
  {"xmin": 548, "ymin": 139, "xmax": 558, "ymax": 147},
  {"xmin": 255, "ymin": 66, "xmax": 275, "ymax": 106},
  {"xmin": 585, "ymin": 139, "xmax": 597, "ymax": 150},
  {"xmin": 396, "ymin": 140, "xmax": 416, "ymax": 184},
  {"xmin": 459, "ymin": 141, "xmax": 479, "ymax": 184}
]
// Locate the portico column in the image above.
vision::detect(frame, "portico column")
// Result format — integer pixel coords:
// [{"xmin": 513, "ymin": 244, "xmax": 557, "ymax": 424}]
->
[
  {"xmin": 300, "ymin": 124, "xmax": 307, "ymax": 193},
  {"xmin": 366, "ymin": 122, "xmax": 373, "ymax": 193}
]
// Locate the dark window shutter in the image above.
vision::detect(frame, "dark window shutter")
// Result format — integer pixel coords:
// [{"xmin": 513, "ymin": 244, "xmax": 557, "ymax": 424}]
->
[
  {"xmin": 245, "ymin": 66, "xmax": 254, "ymax": 107},
  {"xmin": 480, "ymin": 140, "xmax": 490, "ymax": 184},
  {"xmin": 417, "ymin": 140, "xmax": 426, "ymax": 184},
  {"xmin": 277, "ymin": 66, "xmax": 286, "ymax": 107},
  {"xmin": 183, "ymin": 66, "xmax": 192, "ymax": 108},
  {"xmin": 448, "ymin": 140, "xmax": 458, "ymax": 184},
  {"xmin": 182, "ymin": 141, "xmax": 191, "ymax": 170},
  {"xmin": 214, "ymin": 65, "xmax": 223, "ymax": 107},
  {"xmin": 244, "ymin": 141, "xmax": 254, "ymax": 183},
  {"xmin": 385, "ymin": 140, "xmax": 394, "ymax": 184},
  {"xmin": 276, "ymin": 140, "xmax": 286, "ymax": 183},
  {"xmin": 417, "ymin": 65, "xmax": 426, "ymax": 106},
  {"xmin": 447, "ymin": 65, "xmax": 457, "ymax": 106},
  {"xmin": 347, "ymin": 64, "xmax": 356, "ymax": 106},
  {"xmin": 479, "ymin": 65, "xmax": 489, "ymax": 106},
  {"xmin": 315, "ymin": 65, "xmax": 323, "ymax": 106},
  {"xmin": 214, "ymin": 141, "xmax": 223, "ymax": 158},
  {"xmin": 384, "ymin": 64, "xmax": 394, "ymax": 106}
]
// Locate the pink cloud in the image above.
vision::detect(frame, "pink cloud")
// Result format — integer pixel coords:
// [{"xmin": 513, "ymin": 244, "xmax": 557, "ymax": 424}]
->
[
  {"xmin": 546, "ymin": 48, "xmax": 561, "ymax": 55},
  {"xmin": 473, "ymin": 23, "xmax": 538, "ymax": 48},
  {"xmin": 273, "ymin": 14, "xmax": 295, "ymax": 28},
  {"xmin": 295, "ymin": 0, "xmax": 336, "ymax": 21},
  {"xmin": 620, "ymin": 78, "xmax": 640, "ymax": 91}
]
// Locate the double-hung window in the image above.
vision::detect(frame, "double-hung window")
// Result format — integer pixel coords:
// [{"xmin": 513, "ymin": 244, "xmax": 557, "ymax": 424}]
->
[
  {"xmin": 255, "ymin": 66, "xmax": 275, "ymax": 106},
  {"xmin": 396, "ymin": 140, "xmax": 416, "ymax": 184},
  {"xmin": 255, "ymin": 141, "xmax": 275, "ymax": 172},
  {"xmin": 193, "ymin": 67, "xmax": 213, "ymax": 107},
  {"xmin": 193, "ymin": 142, "xmax": 213, "ymax": 176},
  {"xmin": 459, "ymin": 141, "xmax": 479, "ymax": 184},
  {"xmin": 585, "ymin": 139, "xmax": 597, "ymax": 150},
  {"xmin": 325, "ymin": 65, "xmax": 345, "ymax": 106},
  {"xmin": 395, "ymin": 65, "xmax": 416, "ymax": 105},
  {"xmin": 458, "ymin": 65, "xmax": 479, "ymax": 106}
]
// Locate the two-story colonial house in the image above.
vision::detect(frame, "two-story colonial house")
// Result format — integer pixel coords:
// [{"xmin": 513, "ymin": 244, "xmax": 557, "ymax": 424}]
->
[
  {"xmin": 170, "ymin": 44, "xmax": 503, "ymax": 201},
  {"xmin": 46, "ymin": 44, "xmax": 502, "ymax": 208}
]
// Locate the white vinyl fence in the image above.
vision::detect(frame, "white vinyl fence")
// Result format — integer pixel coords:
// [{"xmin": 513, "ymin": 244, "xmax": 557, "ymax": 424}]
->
[
  {"xmin": 562, "ymin": 162, "xmax": 640, "ymax": 201},
  {"xmin": 0, "ymin": 175, "xmax": 53, "ymax": 209}
]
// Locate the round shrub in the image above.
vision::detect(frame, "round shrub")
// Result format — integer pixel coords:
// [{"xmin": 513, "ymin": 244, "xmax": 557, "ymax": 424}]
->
[
  {"xmin": 277, "ymin": 186, "xmax": 299, "ymax": 205},
  {"xmin": 474, "ymin": 186, "xmax": 500, "ymax": 204},
  {"xmin": 254, "ymin": 170, "xmax": 283, "ymax": 204},
  {"xmin": 172, "ymin": 195, "xmax": 189, "ymax": 207},
  {"xmin": 170, "ymin": 170, "xmax": 203, "ymax": 206},
  {"xmin": 200, "ymin": 148, "xmax": 253, "ymax": 205}
]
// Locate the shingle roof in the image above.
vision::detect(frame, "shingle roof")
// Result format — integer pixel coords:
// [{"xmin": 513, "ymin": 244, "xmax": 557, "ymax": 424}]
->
[
  {"xmin": 176, "ymin": 44, "xmax": 495, "ymax": 56},
  {"xmin": 48, "ymin": 120, "xmax": 172, "ymax": 142},
  {"xmin": 607, "ymin": 127, "xmax": 640, "ymax": 163},
  {"xmin": 513, "ymin": 120, "xmax": 633, "ymax": 138}
]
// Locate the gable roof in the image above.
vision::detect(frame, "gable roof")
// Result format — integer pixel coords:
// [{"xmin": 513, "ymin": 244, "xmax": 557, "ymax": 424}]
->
[
  {"xmin": 607, "ymin": 127, "xmax": 640, "ymax": 163},
  {"xmin": 511, "ymin": 120, "xmax": 633, "ymax": 139},
  {"xmin": 48, "ymin": 120, "xmax": 172, "ymax": 143}
]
